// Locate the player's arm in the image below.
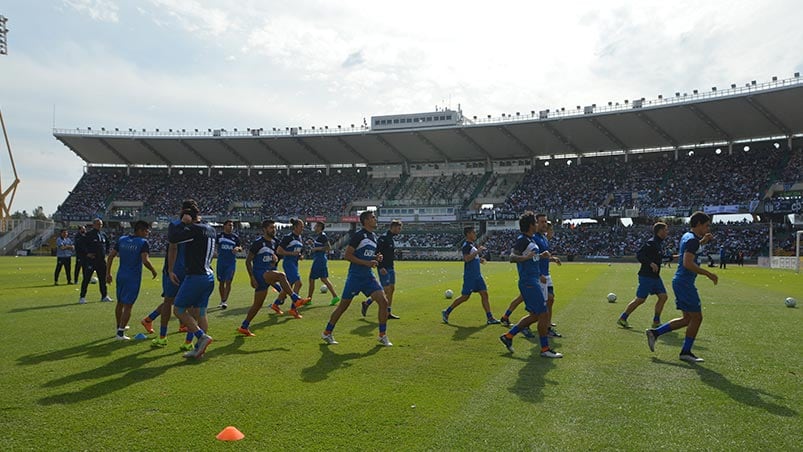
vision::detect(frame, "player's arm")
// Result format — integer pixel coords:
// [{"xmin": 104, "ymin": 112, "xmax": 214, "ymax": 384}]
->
[
  {"xmin": 464, "ymin": 245, "xmax": 485, "ymax": 262},
  {"xmin": 167, "ymin": 242, "xmax": 180, "ymax": 285},
  {"xmin": 245, "ymin": 251, "xmax": 257, "ymax": 288},
  {"xmin": 509, "ymin": 238, "xmax": 535, "ymax": 263},
  {"xmin": 345, "ymin": 245, "xmax": 377, "ymax": 268},
  {"xmin": 682, "ymin": 250, "xmax": 718, "ymax": 285},
  {"xmin": 141, "ymin": 251, "xmax": 158, "ymax": 279},
  {"xmin": 105, "ymin": 249, "xmax": 117, "ymax": 284}
]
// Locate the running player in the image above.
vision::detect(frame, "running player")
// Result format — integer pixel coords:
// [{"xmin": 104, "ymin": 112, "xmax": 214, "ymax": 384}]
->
[
  {"xmin": 216, "ymin": 219, "xmax": 242, "ymax": 309},
  {"xmin": 322, "ymin": 211, "xmax": 392, "ymax": 346},
  {"xmin": 617, "ymin": 222, "xmax": 669, "ymax": 329},
  {"xmin": 362, "ymin": 219, "xmax": 402, "ymax": 319},
  {"xmin": 441, "ymin": 226, "xmax": 500, "ymax": 325},
  {"xmin": 646, "ymin": 211, "xmax": 718, "ymax": 363},
  {"xmin": 306, "ymin": 222, "xmax": 341, "ymax": 306},
  {"xmin": 275, "ymin": 218, "xmax": 307, "ymax": 319},
  {"xmin": 105, "ymin": 220, "xmax": 158, "ymax": 340}
]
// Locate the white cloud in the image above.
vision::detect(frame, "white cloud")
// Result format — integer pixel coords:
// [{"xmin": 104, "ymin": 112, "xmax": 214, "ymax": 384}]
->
[
  {"xmin": 147, "ymin": 0, "xmax": 233, "ymax": 37},
  {"xmin": 63, "ymin": 0, "xmax": 119, "ymax": 23}
]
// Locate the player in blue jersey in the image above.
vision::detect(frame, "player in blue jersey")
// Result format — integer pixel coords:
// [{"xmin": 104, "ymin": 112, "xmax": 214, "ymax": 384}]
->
[
  {"xmin": 617, "ymin": 222, "xmax": 669, "ymax": 329},
  {"xmin": 646, "ymin": 211, "xmax": 717, "ymax": 363},
  {"xmin": 499, "ymin": 211, "xmax": 562, "ymax": 358},
  {"xmin": 168, "ymin": 200, "xmax": 215, "ymax": 359},
  {"xmin": 105, "ymin": 221, "xmax": 158, "ymax": 340},
  {"xmin": 362, "ymin": 219, "xmax": 402, "ymax": 319},
  {"xmin": 54, "ymin": 229, "xmax": 75, "ymax": 285},
  {"xmin": 237, "ymin": 219, "xmax": 311, "ymax": 336},
  {"xmin": 215, "ymin": 220, "xmax": 242, "ymax": 310},
  {"xmin": 322, "ymin": 211, "xmax": 393, "ymax": 346},
  {"xmin": 275, "ymin": 218, "xmax": 308, "ymax": 319},
  {"xmin": 306, "ymin": 222, "xmax": 341, "ymax": 306},
  {"xmin": 441, "ymin": 226, "xmax": 500, "ymax": 325}
]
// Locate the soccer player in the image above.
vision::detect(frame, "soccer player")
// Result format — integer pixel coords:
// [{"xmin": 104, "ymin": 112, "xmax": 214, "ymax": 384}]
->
[
  {"xmin": 617, "ymin": 222, "xmax": 669, "ymax": 329},
  {"xmin": 646, "ymin": 211, "xmax": 718, "ymax": 363},
  {"xmin": 216, "ymin": 219, "xmax": 242, "ymax": 309},
  {"xmin": 79, "ymin": 218, "xmax": 113, "ymax": 304},
  {"xmin": 275, "ymin": 218, "xmax": 307, "ymax": 319},
  {"xmin": 105, "ymin": 221, "xmax": 158, "ymax": 340},
  {"xmin": 54, "ymin": 229, "xmax": 75, "ymax": 285},
  {"xmin": 362, "ymin": 219, "xmax": 402, "ymax": 319},
  {"xmin": 238, "ymin": 220, "xmax": 311, "ymax": 336},
  {"xmin": 168, "ymin": 200, "xmax": 215, "ymax": 359},
  {"xmin": 499, "ymin": 211, "xmax": 562, "ymax": 358},
  {"xmin": 306, "ymin": 222, "xmax": 341, "ymax": 306},
  {"xmin": 441, "ymin": 226, "xmax": 500, "ymax": 325},
  {"xmin": 322, "ymin": 211, "xmax": 392, "ymax": 346}
]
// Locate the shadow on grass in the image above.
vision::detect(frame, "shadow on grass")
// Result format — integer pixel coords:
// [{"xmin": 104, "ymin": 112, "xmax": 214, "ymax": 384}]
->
[
  {"xmin": 42, "ymin": 347, "xmax": 168, "ymax": 388},
  {"xmin": 17, "ymin": 338, "xmax": 126, "ymax": 365},
  {"xmin": 300, "ymin": 344, "xmax": 381, "ymax": 383},
  {"xmin": 443, "ymin": 323, "xmax": 486, "ymax": 341},
  {"xmin": 205, "ymin": 335, "xmax": 288, "ymax": 359},
  {"xmin": 651, "ymin": 358, "xmax": 798, "ymax": 417},
  {"xmin": 349, "ymin": 319, "xmax": 379, "ymax": 337},
  {"xmin": 8, "ymin": 300, "xmax": 81, "ymax": 313},
  {"xmin": 505, "ymin": 352, "xmax": 558, "ymax": 404}
]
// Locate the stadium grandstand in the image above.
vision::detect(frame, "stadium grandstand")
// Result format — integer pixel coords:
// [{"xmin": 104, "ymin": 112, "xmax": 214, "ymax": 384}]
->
[{"xmin": 27, "ymin": 75, "xmax": 803, "ymax": 263}]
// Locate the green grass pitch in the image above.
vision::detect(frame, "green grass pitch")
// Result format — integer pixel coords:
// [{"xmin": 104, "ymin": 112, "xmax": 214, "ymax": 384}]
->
[{"xmin": 0, "ymin": 256, "xmax": 800, "ymax": 450}]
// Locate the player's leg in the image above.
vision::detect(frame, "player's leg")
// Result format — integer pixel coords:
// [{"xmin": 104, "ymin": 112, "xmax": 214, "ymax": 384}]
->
[
  {"xmin": 653, "ymin": 292, "xmax": 668, "ymax": 328},
  {"xmin": 307, "ymin": 277, "xmax": 316, "ymax": 299},
  {"xmin": 441, "ymin": 290, "xmax": 471, "ymax": 324},
  {"xmin": 369, "ymin": 287, "xmax": 392, "ymax": 346},
  {"xmin": 321, "ymin": 277, "xmax": 340, "ymax": 305},
  {"xmin": 500, "ymin": 294, "xmax": 524, "ymax": 326},
  {"xmin": 619, "ymin": 297, "xmax": 646, "ymax": 328},
  {"xmin": 385, "ymin": 283, "xmax": 399, "ymax": 319},
  {"xmin": 479, "ymin": 290, "xmax": 499, "ymax": 324},
  {"xmin": 238, "ymin": 289, "xmax": 267, "ymax": 336},
  {"xmin": 54, "ymin": 258, "xmax": 63, "ymax": 285}
]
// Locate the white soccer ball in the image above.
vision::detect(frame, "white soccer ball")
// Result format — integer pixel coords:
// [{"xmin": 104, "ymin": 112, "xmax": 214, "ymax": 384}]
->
[
  {"xmin": 320, "ymin": 285, "xmax": 328, "ymax": 294},
  {"xmin": 785, "ymin": 297, "xmax": 797, "ymax": 308},
  {"xmin": 90, "ymin": 276, "xmax": 99, "ymax": 284},
  {"xmin": 607, "ymin": 293, "xmax": 617, "ymax": 303},
  {"xmin": 445, "ymin": 289, "xmax": 454, "ymax": 299}
]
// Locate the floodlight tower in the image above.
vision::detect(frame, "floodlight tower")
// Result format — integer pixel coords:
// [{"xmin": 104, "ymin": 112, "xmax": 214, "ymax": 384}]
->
[{"xmin": 0, "ymin": 15, "xmax": 21, "ymax": 232}]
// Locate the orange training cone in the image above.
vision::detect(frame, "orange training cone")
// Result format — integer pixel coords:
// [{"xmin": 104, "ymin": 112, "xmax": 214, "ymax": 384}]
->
[{"xmin": 216, "ymin": 426, "xmax": 245, "ymax": 441}]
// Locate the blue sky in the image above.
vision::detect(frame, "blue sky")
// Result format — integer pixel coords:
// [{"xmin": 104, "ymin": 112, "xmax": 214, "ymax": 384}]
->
[{"xmin": 0, "ymin": 0, "xmax": 801, "ymax": 215}]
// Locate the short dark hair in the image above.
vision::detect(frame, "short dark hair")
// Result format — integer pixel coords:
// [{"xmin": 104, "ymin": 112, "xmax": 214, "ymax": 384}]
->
[
  {"xmin": 261, "ymin": 219, "xmax": 275, "ymax": 229},
  {"xmin": 223, "ymin": 220, "xmax": 234, "ymax": 227},
  {"xmin": 689, "ymin": 211, "xmax": 711, "ymax": 228},
  {"xmin": 390, "ymin": 219, "xmax": 403, "ymax": 228},
  {"xmin": 653, "ymin": 222, "xmax": 667, "ymax": 235},
  {"xmin": 535, "ymin": 213, "xmax": 547, "ymax": 222},
  {"xmin": 359, "ymin": 211, "xmax": 374, "ymax": 225},
  {"xmin": 316, "ymin": 222, "xmax": 326, "ymax": 231},
  {"xmin": 60, "ymin": 229, "xmax": 67, "ymax": 233},
  {"xmin": 463, "ymin": 226, "xmax": 475, "ymax": 236},
  {"xmin": 519, "ymin": 211, "xmax": 536, "ymax": 233},
  {"xmin": 290, "ymin": 217, "xmax": 304, "ymax": 228},
  {"xmin": 134, "ymin": 220, "xmax": 150, "ymax": 232},
  {"xmin": 181, "ymin": 199, "xmax": 199, "ymax": 219}
]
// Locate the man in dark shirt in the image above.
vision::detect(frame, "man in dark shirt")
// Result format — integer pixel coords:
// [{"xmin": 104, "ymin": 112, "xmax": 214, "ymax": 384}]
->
[
  {"xmin": 79, "ymin": 218, "xmax": 112, "ymax": 304},
  {"xmin": 73, "ymin": 225, "xmax": 87, "ymax": 284},
  {"xmin": 361, "ymin": 219, "xmax": 402, "ymax": 319},
  {"xmin": 617, "ymin": 222, "xmax": 669, "ymax": 329}
]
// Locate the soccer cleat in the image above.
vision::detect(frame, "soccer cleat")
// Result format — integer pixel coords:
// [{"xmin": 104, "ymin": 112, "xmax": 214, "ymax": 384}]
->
[
  {"xmin": 388, "ymin": 313, "xmax": 400, "ymax": 320},
  {"xmin": 237, "ymin": 327, "xmax": 255, "ymax": 337},
  {"xmin": 67, "ymin": 281, "xmax": 73, "ymax": 285},
  {"xmin": 646, "ymin": 329, "xmax": 657, "ymax": 352},
  {"xmin": 115, "ymin": 334, "xmax": 131, "ymax": 341},
  {"xmin": 441, "ymin": 309, "xmax": 449, "ymax": 324},
  {"xmin": 270, "ymin": 304, "xmax": 284, "ymax": 315},
  {"xmin": 499, "ymin": 335, "xmax": 515, "ymax": 353},
  {"xmin": 288, "ymin": 308, "xmax": 303, "ymax": 319},
  {"xmin": 296, "ymin": 297, "xmax": 312, "ymax": 307},
  {"xmin": 151, "ymin": 338, "xmax": 168, "ymax": 347},
  {"xmin": 548, "ymin": 327, "xmax": 563, "ymax": 338},
  {"xmin": 520, "ymin": 327, "xmax": 535, "ymax": 338},
  {"xmin": 360, "ymin": 300, "xmax": 369, "ymax": 317},
  {"xmin": 679, "ymin": 352, "xmax": 704, "ymax": 363},
  {"xmin": 179, "ymin": 342, "xmax": 194, "ymax": 351},
  {"xmin": 54, "ymin": 282, "xmax": 58, "ymax": 286},
  {"xmin": 617, "ymin": 318, "xmax": 631, "ymax": 329},
  {"xmin": 141, "ymin": 318, "xmax": 154, "ymax": 334},
  {"xmin": 321, "ymin": 333, "xmax": 338, "ymax": 345},
  {"xmin": 101, "ymin": 296, "xmax": 114, "ymax": 302},
  {"xmin": 377, "ymin": 335, "xmax": 393, "ymax": 347},
  {"xmin": 329, "ymin": 296, "xmax": 340, "ymax": 306},
  {"xmin": 540, "ymin": 348, "xmax": 563, "ymax": 358},
  {"xmin": 78, "ymin": 297, "xmax": 87, "ymax": 304},
  {"xmin": 183, "ymin": 334, "xmax": 213, "ymax": 359},
  {"xmin": 500, "ymin": 317, "xmax": 511, "ymax": 327},
  {"xmin": 486, "ymin": 318, "xmax": 501, "ymax": 325},
  {"xmin": 178, "ymin": 325, "xmax": 188, "ymax": 333},
  {"xmin": 551, "ymin": 322, "xmax": 557, "ymax": 327},
  {"xmin": 219, "ymin": 301, "xmax": 228, "ymax": 310}
]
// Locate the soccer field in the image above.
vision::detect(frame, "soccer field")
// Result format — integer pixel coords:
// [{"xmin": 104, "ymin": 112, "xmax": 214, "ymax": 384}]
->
[{"xmin": 0, "ymin": 256, "xmax": 800, "ymax": 450}]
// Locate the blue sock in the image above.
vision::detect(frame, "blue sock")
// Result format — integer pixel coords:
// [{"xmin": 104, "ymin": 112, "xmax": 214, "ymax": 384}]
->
[
  {"xmin": 387, "ymin": 307, "xmax": 392, "ymax": 313},
  {"xmin": 291, "ymin": 293, "xmax": 300, "ymax": 302},
  {"xmin": 620, "ymin": 312, "xmax": 629, "ymax": 320},
  {"xmin": 273, "ymin": 299, "xmax": 281, "ymax": 306},
  {"xmin": 539, "ymin": 336, "xmax": 549, "ymax": 349},
  {"xmin": 681, "ymin": 336, "xmax": 695, "ymax": 354},
  {"xmin": 655, "ymin": 323, "xmax": 672, "ymax": 336},
  {"xmin": 379, "ymin": 323, "xmax": 387, "ymax": 334},
  {"xmin": 325, "ymin": 322, "xmax": 335, "ymax": 333},
  {"xmin": 653, "ymin": 315, "xmax": 660, "ymax": 323},
  {"xmin": 159, "ymin": 325, "xmax": 168, "ymax": 337},
  {"xmin": 193, "ymin": 329, "xmax": 204, "ymax": 339},
  {"xmin": 504, "ymin": 309, "xmax": 512, "ymax": 318},
  {"xmin": 509, "ymin": 325, "xmax": 521, "ymax": 336},
  {"xmin": 185, "ymin": 332, "xmax": 194, "ymax": 342},
  {"xmin": 445, "ymin": 306, "xmax": 454, "ymax": 314},
  {"xmin": 241, "ymin": 320, "xmax": 250, "ymax": 329},
  {"xmin": 149, "ymin": 309, "xmax": 161, "ymax": 320},
  {"xmin": 486, "ymin": 311, "xmax": 493, "ymax": 320},
  {"xmin": 364, "ymin": 298, "xmax": 373, "ymax": 306},
  {"xmin": 273, "ymin": 283, "xmax": 282, "ymax": 292}
]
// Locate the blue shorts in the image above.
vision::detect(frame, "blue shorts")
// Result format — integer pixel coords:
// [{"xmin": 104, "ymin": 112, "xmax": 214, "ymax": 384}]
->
[
  {"xmin": 519, "ymin": 280, "xmax": 548, "ymax": 314},
  {"xmin": 173, "ymin": 274, "xmax": 214, "ymax": 310},
  {"xmin": 309, "ymin": 261, "xmax": 329, "ymax": 280},
  {"xmin": 636, "ymin": 276, "xmax": 667, "ymax": 299},
  {"xmin": 161, "ymin": 272, "xmax": 184, "ymax": 299},
  {"xmin": 283, "ymin": 263, "xmax": 301, "ymax": 285},
  {"xmin": 672, "ymin": 279, "xmax": 701, "ymax": 313},
  {"xmin": 253, "ymin": 270, "xmax": 276, "ymax": 293},
  {"xmin": 379, "ymin": 268, "xmax": 395, "ymax": 287},
  {"xmin": 342, "ymin": 274, "xmax": 383, "ymax": 300},
  {"xmin": 216, "ymin": 262, "xmax": 236, "ymax": 282},
  {"xmin": 461, "ymin": 275, "xmax": 487, "ymax": 295},
  {"xmin": 116, "ymin": 274, "xmax": 141, "ymax": 305}
]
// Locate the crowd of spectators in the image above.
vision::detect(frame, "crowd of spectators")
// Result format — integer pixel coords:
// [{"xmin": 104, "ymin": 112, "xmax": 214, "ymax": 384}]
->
[{"xmin": 394, "ymin": 232, "xmax": 462, "ymax": 248}]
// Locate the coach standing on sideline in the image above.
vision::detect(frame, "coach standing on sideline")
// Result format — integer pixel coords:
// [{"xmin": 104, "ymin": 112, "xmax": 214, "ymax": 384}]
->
[
  {"xmin": 73, "ymin": 225, "xmax": 87, "ymax": 285},
  {"xmin": 54, "ymin": 229, "xmax": 75, "ymax": 285},
  {"xmin": 79, "ymin": 218, "xmax": 113, "ymax": 304}
]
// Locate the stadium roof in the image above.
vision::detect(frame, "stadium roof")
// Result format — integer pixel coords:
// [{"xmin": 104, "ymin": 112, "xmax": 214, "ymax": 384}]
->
[{"xmin": 54, "ymin": 77, "xmax": 803, "ymax": 167}]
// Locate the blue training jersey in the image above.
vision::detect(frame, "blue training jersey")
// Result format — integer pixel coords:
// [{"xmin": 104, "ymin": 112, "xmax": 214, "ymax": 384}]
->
[
  {"xmin": 312, "ymin": 232, "xmax": 328, "ymax": 266},
  {"xmin": 164, "ymin": 220, "xmax": 187, "ymax": 277},
  {"xmin": 216, "ymin": 232, "xmax": 241, "ymax": 266},
  {"xmin": 114, "ymin": 235, "xmax": 150, "ymax": 280},
  {"xmin": 512, "ymin": 233, "xmax": 541, "ymax": 282},
  {"xmin": 347, "ymin": 229, "xmax": 378, "ymax": 278},
  {"xmin": 462, "ymin": 240, "xmax": 482, "ymax": 279},
  {"xmin": 533, "ymin": 233, "xmax": 550, "ymax": 276},
  {"xmin": 249, "ymin": 236, "xmax": 278, "ymax": 274},
  {"xmin": 169, "ymin": 222, "xmax": 216, "ymax": 276},
  {"xmin": 279, "ymin": 232, "xmax": 304, "ymax": 271},
  {"xmin": 674, "ymin": 231, "xmax": 701, "ymax": 282}
]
